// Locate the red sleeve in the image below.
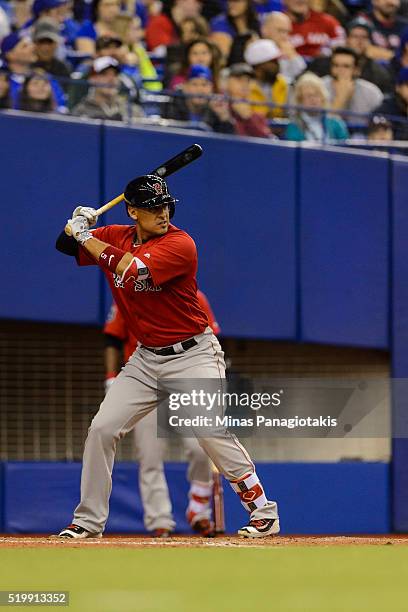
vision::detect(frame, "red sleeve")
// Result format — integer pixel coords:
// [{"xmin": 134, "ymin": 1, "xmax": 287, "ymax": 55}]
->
[
  {"xmin": 197, "ymin": 290, "xmax": 221, "ymax": 335},
  {"xmin": 137, "ymin": 232, "xmax": 197, "ymax": 286},
  {"xmin": 104, "ymin": 303, "xmax": 128, "ymax": 341},
  {"xmin": 145, "ymin": 14, "xmax": 176, "ymax": 50}
]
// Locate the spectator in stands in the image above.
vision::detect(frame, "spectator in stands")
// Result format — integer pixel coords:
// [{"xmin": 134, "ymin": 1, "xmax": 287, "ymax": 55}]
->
[
  {"xmin": 243, "ymin": 38, "xmax": 288, "ymax": 117},
  {"xmin": 389, "ymin": 29, "xmax": 408, "ymax": 84},
  {"xmin": 285, "ymin": 71, "xmax": 349, "ymax": 141},
  {"xmin": 17, "ymin": 69, "xmax": 58, "ymax": 112},
  {"xmin": 374, "ymin": 67, "xmax": 408, "ymax": 139},
  {"xmin": 32, "ymin": 18, "xmax": 71, "ymax": 82},
  {"xmin": 367, "ymin": 114, "xmax": 394, "ymax": 140},
  {"xmin": 179, "ymin": 14, "xmax": 210, "ymax": 43},
  {"xmin": 359, "ymin": 0, "xmax": 408, "ymax": 60},
  {"xmin": 122, "ymin": 16, "xmax": 162, "ymax": 92},
  {"xmin": 322, "ymin": 47, "xmax": 383, "ymax": 121},
  {"xmin": 162, "ymin": 64, "xmax": 235, "ymax": 133},
  {"xmin": 72, "ymin": 55, "xmax": 139, "ymax": 120},
  {"xmin": 1, "ymin": 30, "xmax": 68, "ymax": 111},
  {"xmin": 210, "ymin": 0, "xmax": 261, "ymax": 61},
  {"xmin": 30, "ymin": 0, "xmax": 69, "ymax": 28},
  {"xmin": 285, "ymin": 0, "xmax": 345, "ymax": 57},
  {"xmin": 27, "ymin": 0, "xmax": 79, "ymax": 57},
  {"xmin": 169, "ymin": 38, "xmax": 221, "ymax": 89},
  {"xmin": 0, "ymin": 65, "xmax": 11, "ymax": 108},
  {"xmin": 145, "ymin": 0, "xmax": 203, "ymax": 54},
  {"xmin": 164, "ymin": 15, "xmax": 210, "ymax": 86},
  {"xmin": 75, "ymin": 0, "xmax": 121, "ymax": 55},
  {"xmin": 1, "ymin": 32, "xmax": 36, "ymax": 101},
  {"xmin": 308, "ymin": 18, "xmax": 393, "ymax": 93},
  {"xmin": 261, "ymin": 11, "xmax": 306, "ymax": 83},
  {"xmin": 222, "ymin": 62, "xmax": 273, "ymax": 137}
]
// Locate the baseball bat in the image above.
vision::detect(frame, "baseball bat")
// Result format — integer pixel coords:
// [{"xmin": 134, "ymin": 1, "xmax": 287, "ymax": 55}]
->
[{"xmin": 64, "ymin": 143, "xmax": 203, "ymax": 235}]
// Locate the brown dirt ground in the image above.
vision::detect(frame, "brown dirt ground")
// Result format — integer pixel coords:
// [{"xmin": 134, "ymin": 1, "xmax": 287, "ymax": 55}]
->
[{"xmin": 0, "ymin": 535, "xmax": 408, "ymax": 549}]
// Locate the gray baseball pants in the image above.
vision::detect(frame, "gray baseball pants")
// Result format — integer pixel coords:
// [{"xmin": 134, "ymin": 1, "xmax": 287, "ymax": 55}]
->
[
  {"xmin": 73, "ymin": 327, "xmax": 278, "ymax": 533},
  {"xmin": 133, "ymin": 409, "xmax": 212, "ymax": 532}
]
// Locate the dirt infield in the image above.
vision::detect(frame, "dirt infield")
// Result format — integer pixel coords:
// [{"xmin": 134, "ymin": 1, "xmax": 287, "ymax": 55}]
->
[{"xmin": 0, "ymin": 534, "xmax": 407, "ymax": 548}]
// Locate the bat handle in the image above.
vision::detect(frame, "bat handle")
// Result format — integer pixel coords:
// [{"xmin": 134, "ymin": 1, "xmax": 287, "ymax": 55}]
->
[{"xmin": 64, "ymin": 193, "xmax": 125, "ymax": 236}]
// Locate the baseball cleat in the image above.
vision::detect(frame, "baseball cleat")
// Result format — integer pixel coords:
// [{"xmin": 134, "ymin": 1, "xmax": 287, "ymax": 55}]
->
[
  {"xmin": 53, "ymin": 524, "xmax": 102, "ymax": 539},
  {"xmin": 152, "ymin": 528, "xmax": 172, "ymax": 538},
  {"xmin": 192, "ymin": 518, "xmax": 216, "ymax": 538},
  {"xmin": 238, "ymin": 518, "xmax": 280, "ymax": 538}
]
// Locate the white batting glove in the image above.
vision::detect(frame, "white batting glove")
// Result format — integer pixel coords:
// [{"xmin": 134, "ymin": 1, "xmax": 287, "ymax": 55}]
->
[
  {"xmin": 66, "ymin": 215, "xmax": 92, "ymax": 244},
  {"xmin": 72, "ymin": 206, "xmax": 98, "ymax": 227}
]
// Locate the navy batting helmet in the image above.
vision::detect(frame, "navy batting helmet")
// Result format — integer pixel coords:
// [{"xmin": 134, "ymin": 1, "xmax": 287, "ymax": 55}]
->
[{"xmin": 124, "ymin": 175, "xmax": 177, "ymax": 218}]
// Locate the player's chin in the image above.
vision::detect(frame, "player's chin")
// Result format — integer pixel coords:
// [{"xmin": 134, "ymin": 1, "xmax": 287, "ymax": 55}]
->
[{"xmin": 154, "ymin": 223, "xmax": 169, "ymax": 235}]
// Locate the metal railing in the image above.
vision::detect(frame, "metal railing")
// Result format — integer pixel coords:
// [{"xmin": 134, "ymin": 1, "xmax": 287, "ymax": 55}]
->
[{"xmin": 3, "ymin": 72, "xmax": 408, "ymax": 152}]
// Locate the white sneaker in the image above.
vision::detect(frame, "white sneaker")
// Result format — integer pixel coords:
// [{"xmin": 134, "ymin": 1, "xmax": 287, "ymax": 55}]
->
[
  {"xmin": 238, "ymin": 518, "xmax": 280, "ymax": 538},
  {"xmin": 54, "ymin": 524, "xmax": 102, "ymax": 539}
]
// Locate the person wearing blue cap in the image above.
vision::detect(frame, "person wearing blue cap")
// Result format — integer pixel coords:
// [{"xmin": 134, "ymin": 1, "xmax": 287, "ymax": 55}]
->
[
  {"xmin": 1, "ymin": 31, "xmax": 67, "ymax": 112},
  {"xmin": 0, "ymin": 32, "xmax": 36, "ymax": 105},
  {"xmin": 162, "ymin": 63, "xmax": 235, "ymax": 133},
  {"xmin": 373, "ymin": 67, "xmax": 408, "ymax": 139}
]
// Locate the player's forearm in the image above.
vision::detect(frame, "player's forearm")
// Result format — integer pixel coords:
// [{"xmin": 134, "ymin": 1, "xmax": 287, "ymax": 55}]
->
[{"xmin": 82, "ymin": 237, "xmax": 134, "ymax": 276}]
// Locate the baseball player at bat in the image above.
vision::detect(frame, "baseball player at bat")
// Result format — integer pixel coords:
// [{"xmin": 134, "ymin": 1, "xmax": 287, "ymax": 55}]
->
[
  {"xmin": 54, "ymin": 174, "xmax": 280, "ymax": 538},
  {"xmin": 104, "ymin": 292, "xmax": 220, "ymax": 537}
]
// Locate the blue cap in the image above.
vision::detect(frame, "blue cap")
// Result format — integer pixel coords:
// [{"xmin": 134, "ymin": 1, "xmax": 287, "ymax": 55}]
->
[
  {"xmin": 187, "ymin": 65, "xmax": 213, "ymax": 82},
  {"xmin": 1, "ymin": 32, "xmax": 23, "ymax": 55},
  {"xmin": 397, "ymin": 67, "xmax": 408, "ymax": 84},
  {"xmin": 32, "ymin": 0, "xmax": 68, "ymax": 17}
]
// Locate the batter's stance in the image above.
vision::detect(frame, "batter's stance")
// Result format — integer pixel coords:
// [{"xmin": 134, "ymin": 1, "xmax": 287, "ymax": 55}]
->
[{"xmin": 55, "ymin": 175, "xmax": 280, "ymax": 538}]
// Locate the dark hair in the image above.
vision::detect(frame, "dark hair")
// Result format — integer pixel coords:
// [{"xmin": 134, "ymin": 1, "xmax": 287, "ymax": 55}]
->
[
  {"xmin": 91, "ymin": 0, "xmax": 118, "ymax": 23},
  {"xmin": 368, "ymin": 114, "xmax": 392, "ymax": 134},
  {"xmin": 180, "ymin": 15, "xmax": 210, "ymax": 40},
  {"xmin": 19, "ymin": 73, "xmax": 55, "ymax": 113},
  {"xmin": 227, "ymin": 0, "xmax": 260, "ymax": 35},
  {"xmin": 331, "ymin": 46, "xmax": 359, "ymax": 66},
  {"xmin": 182, "ymin": 38, "xmax": 221, "ymax": 88}
]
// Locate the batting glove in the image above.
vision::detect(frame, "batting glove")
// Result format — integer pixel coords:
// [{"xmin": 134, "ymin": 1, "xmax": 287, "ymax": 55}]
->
[
  {"xmin": 72, "ymin": 206, "xmax": 98, "ymax": 228},
  {"xmin": 66, "ymin": 215, "xmax": 92, "ymax": 244}
]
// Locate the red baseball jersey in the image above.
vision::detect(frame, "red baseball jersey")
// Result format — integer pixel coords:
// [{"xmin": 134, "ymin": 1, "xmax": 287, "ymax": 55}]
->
[
  {"xmin": 104, "ymin": 289, "xmax": 220, "ymax": 362},
  {"xmin": 78, "ymin": 224, "xmax": 209, "ymax": 347},
  {"xmin": 289, "ymin": 11, "xmax": 345, "ymax": 57}
]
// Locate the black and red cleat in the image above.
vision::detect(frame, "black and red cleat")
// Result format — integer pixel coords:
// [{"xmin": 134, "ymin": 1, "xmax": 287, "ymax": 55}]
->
[
  {"xmin": 192, "ymin": 519, "xmax": 216, "ymax": 538},
  {"xmin": 152, "ymin": 528, "xmax": 171, "ymax": 538}
]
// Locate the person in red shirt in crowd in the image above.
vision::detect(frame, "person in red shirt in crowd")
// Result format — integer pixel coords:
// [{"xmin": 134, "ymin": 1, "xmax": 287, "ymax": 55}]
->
[
  {"xmin": 285, "ymin": 0, "xmax": 345, "ymax": 58},
  {"xmin": 55, "ymin": 173, "xmax": 280, "ymax": 539},
  {"xmin": 103, "ymin": 291, "xmax": 220, "ymax": 537},
  {"xmin": 145, "ymin": 0, "xmax": 203, "ymax": 53}
]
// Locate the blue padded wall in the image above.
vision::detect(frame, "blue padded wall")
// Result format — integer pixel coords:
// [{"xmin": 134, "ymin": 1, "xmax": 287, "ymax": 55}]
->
[
  {"xmin": 3, "ymin": 461, "xmax": 390, "ymax": 534},
  {"xmin": 391, "ymin": 156, "xmax": 408, "ymax": 531},
  {"xmin": 299, "ymin": 147, "xmax": 389, "ymax": 348},
  {"xmin": 0, "ymin": 113, "xmax": 101, "ymax": 323},
  {"xmin": 103, "ymin": 127, "xmax": 298, "ymax": 339}
]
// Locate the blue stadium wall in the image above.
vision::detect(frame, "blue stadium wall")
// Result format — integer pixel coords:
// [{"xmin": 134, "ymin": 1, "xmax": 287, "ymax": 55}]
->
[{"xmin": 1, "ymin": 111, "xmax": 407, "ymax": 533}]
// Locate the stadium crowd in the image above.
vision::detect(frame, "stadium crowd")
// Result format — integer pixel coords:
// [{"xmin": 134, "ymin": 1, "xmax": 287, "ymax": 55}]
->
[{"xmin": 0, "ymin": 0, "xmax": 407, "ymax": 142}]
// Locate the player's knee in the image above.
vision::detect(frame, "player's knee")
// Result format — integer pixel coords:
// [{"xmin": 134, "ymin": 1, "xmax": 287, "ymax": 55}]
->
[{"xmin": 88, "ymin": 418, "xmax": 117, "ymax": 442}]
